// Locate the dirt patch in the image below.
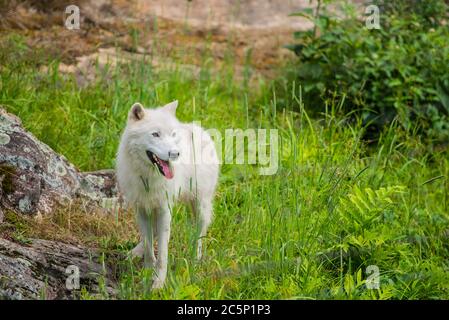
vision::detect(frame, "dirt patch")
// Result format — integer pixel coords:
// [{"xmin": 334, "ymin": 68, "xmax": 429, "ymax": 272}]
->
[
  {"xmin": 135, "ymin": 0, "xmax": 314, "ymax": 30},
  {"xmin": 0, "ymin": 1, "xmax": 366, "ymax": 84},
  {"xmin": 1, "ymin": 0, "xmax": 320, "ymax": 78}
]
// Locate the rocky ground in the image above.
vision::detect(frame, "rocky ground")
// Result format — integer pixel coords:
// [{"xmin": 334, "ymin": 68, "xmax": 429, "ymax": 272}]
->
[
  {"xmin": 0, "ymin": 0, "xmax": 321, "ymax": 85},
  {"xmin": 0, "ymin": 238, "xmax": 116, "ymax": 299}
]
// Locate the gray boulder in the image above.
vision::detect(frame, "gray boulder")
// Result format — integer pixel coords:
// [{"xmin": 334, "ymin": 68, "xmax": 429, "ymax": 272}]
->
[{"xmin": 0, "ymin": 107, "xmax": 119, "ymax": 217}]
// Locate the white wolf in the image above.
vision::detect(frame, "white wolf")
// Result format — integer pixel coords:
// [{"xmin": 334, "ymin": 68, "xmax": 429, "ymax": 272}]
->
[{"xmin": 116, "ymin": 101, "xmax": 219, "ymax": 289}]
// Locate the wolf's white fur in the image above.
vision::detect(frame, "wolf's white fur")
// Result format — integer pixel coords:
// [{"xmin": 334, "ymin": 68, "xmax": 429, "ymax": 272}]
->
[{"xmin": 116, "ymin": 101, "xmax": 219, "ymax": 289}]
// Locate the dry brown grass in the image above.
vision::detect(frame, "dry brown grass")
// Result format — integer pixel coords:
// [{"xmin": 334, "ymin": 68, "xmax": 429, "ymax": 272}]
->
[
  {"xmin": 0, "ymin": 0, "xmax": 88, "ymax": 13},
  {"xmin": 0, "ymin": 204, "xmax": 139, "ymax": 249},
  {"xmin": 0, "ymin": 0, "xmax": 292, "ymax": 75},
  {"xmin": 27, "ymin": 0, "xmax": 88, "ymax": 12},
  {"xmin": 0, "ymin": 0, "xmax": 92, "ymax": 30}
]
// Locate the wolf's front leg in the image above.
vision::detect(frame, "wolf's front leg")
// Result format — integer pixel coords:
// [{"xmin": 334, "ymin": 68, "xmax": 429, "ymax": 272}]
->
[
  {"xmin": 132, "ymin": 207, "xmax": 156, "ymax": 268},
  {"xmin": 152, "ymin": 206, "xmax": 172, "ymax": 289}
]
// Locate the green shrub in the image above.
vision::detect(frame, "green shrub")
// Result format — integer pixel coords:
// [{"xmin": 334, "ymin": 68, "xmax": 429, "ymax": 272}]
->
[{"xmin": 285, "ymin": 0, "xmax": 449, "ymax": 142}]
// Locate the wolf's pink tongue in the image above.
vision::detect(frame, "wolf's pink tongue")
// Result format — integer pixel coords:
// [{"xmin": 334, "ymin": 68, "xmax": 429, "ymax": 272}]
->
[{"xmin": 160, "ymin": 161, "xmax": 173, "ymax": 179}]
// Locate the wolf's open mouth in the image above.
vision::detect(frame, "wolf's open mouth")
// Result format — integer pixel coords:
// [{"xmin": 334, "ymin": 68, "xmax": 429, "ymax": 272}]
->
[{"xmin": 146, "ymin": 150, "xmax": 174, "ymax": 179}]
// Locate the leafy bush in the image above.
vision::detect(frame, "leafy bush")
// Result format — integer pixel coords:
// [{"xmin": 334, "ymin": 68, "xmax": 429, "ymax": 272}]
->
[{"xmin": 285, "ymin": 0, "xmax": 449, "ymax": 142}]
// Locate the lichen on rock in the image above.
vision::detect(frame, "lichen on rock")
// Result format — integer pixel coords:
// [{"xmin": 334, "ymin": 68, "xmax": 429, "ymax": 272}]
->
[
  {"xmin": 0, "ymin": 133, "xmax": 10, "ymax": 145},
  {"xmin": 0, "ymin": 107, "xmax": 119, "ymax": 216}
]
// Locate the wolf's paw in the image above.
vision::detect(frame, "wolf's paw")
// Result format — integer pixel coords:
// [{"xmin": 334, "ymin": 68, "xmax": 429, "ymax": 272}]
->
[
  {"xmin": 130, "ymin": 242, "xmax": 144, "ymax": 258},
  {"xmin": 151, "ymin": 278, "xmax": 165, "ymax": 290},
  {"xmin": 196, "ymin": 241, "xmax": 203, "ymax": 261}
]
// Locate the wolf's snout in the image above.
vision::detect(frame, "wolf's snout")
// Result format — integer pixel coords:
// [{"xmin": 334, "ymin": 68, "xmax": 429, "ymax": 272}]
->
[{"xmin": 169, "ymin": 150, "xmax": 180, "ymax": 160}]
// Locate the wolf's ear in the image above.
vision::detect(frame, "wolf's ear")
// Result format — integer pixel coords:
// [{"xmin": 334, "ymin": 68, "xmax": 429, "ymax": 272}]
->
[
  {"xmin": 163, "ymin": 100, "xmax": 178, "ymax": 116},
  {"xmin": 129, "ymin": 103, "xmax": 145, "ymax": 121}
]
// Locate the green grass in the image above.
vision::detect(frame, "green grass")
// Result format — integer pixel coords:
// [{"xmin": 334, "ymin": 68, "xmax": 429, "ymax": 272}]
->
[{"xmin": 1, "ymin": 34, "xmax": 448, "ymax": 299}]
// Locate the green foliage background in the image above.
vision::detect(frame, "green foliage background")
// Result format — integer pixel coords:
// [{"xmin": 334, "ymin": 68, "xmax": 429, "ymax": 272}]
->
[{"xmin": 284, "ymin": 0, "xmax": 449, "ymax": 142}]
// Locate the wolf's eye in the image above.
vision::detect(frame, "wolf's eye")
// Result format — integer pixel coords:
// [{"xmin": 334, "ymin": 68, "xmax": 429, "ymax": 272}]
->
[{"xmin": 152, "ymin": 132, "xmax": 160, "ymax": 138}]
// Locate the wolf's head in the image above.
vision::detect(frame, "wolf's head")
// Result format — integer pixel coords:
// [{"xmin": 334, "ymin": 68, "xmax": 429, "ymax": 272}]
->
[{"xmin": 123, "ymin": 101, "xmax": 181, "ymax": 179}]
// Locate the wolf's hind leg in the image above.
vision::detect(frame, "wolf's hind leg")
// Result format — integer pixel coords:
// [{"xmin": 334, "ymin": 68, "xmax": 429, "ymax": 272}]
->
[
  {"xmin": 130, "ymin": 241, "xmax": 144, "ymax": 258},
  {"xmin": 195, "ymin": 198, "xmax": 213, "ymax": 260}
]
